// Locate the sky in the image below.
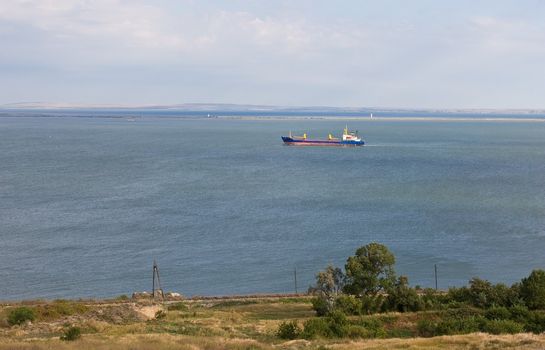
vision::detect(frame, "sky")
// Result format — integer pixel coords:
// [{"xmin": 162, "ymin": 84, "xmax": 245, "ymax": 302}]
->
[{"xmin": 1, "ymin": 0, "xmax": 545, "ymax": 108}]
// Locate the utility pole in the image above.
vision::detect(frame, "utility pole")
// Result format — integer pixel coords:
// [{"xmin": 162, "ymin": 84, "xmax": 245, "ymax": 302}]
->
[
  {"xmin": 434, "ymin": 264, "xmax": 438, "ymax": 291},
  {"xmin": 152, "ymin": 259, "xmax": 164, "ymax": 300},
  {"xmin": 294, "ymin": 267, "xmax": 298, "ymax": 294}
]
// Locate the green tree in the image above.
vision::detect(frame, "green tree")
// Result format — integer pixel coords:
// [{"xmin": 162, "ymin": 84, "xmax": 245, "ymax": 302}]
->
[
  {"xmin": 520, "ymin": 269, "xmax": 545, "ymax": 310},
  {"xmin": 344, "ymin": 243, "xmax": 396, "ymax": 296},
  {"xmin": 310, "ymin": 264, "xmax": 346, "ymax": 315},
  {"xmin": 313, "ymin": 264, "xmax": 345, "ymax": 299}
]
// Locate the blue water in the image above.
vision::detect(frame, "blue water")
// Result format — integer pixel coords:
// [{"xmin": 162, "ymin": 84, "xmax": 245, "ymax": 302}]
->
[{"xmin": 1, "ymin": 116, "xmax": 545, "ymax": 300}]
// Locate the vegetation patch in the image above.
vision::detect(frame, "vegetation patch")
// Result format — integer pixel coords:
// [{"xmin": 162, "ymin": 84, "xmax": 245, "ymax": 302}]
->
[
  {"xmin": 7, "ymin": 307, "xmax": 36, "ymax": 326},
  {"xmin": 60, "ymin": 326, "xmax": 81, "ymax": 341}
]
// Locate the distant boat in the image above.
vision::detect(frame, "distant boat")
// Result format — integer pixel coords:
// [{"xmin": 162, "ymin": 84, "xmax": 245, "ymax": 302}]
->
[{"xmin": 281, "ymin": 126, "xmax": 364, "ymax": 147}]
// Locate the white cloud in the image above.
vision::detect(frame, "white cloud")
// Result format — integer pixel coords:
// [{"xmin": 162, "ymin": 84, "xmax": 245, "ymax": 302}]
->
[{"xmin": 1, "ymin": 1, "xmax": 544, "ymax": 107}]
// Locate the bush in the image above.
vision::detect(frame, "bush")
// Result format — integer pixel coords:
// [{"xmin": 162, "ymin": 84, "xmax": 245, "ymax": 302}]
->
[
  {"xmin": 446, "ymin": 279, "xmax": 519, "ymax": 309},
  {"xmin": 327, "ymin": 310, "xmax": 349, "ymax": 337},
  {"xmin": 485, "ymin": 306, "xmax": 511, "ymax": 320},
  {"xmin": 346, "ymin": 325, "xmax": 369, "ymax": 339},
  {"xmin": 384, "ymin": 276, "xmax": 422, "ymax": 313},
  {"xmin": 360, "ymin": 295, "xmax": 384, "ymax": 315},
  {"xmin": 445, "ymin": 305, "xmax": 483, "ymax": 319},
  {"xmin": 520, "ymin": 270, "xmax": 545, "ymax": 310},
  {"xmin": 301, "ymin": 318, "xmax": 331, "ymax": 339},
  {"xmin": 335, "ymin": 295, "xmax": 362, "ymax": 315},
  {"xmin": 435, "ymin": 316, "xmax": 481, "ymax": 335},
  {"xmin": 420, "ymin": 288, "xmax": 446, "ymax": 310},
  {"xmin": 167, "ymin": 302, "xmax": 188, "ymax": 311},
  {"xmin": 446, "ymin": 286, "xmax": 471, "ymax": 304},
  {"xmin": 311, "ymin": 297, "xmax": 330, "ymax": 317},
  {"xmin": 358, "ymin": 317, "xmax": 386, "ymax": 338},
  {"xmin": 482, "ymin": 319, "xmax": 524, "ymax": 334},
  {"xmin": 60, "ymin": 326, "xmax": 81, "ymax": 341},
  {"xmin": 7, "ymin": 307, "xmax": 35, "ymax": 326},
  {"xmin": 276, "ymin": 321, "xmax": 301, "ymax": 340},
  {"xmin": 508, "ymin": 305, "xmax": 530, "ymax": 324},
  {"xmin": 417, "ymin": 319, "xmax": 437, "ymax": 337},
  {"xmin": 524, "ymin": 311, "xmax": 545, "ymax": 334}
]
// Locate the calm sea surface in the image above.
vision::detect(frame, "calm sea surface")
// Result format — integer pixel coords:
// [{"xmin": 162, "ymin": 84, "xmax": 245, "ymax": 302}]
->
[{"xmin": 1, "ymin": 116, "xmax": 545, "ymax": 300}]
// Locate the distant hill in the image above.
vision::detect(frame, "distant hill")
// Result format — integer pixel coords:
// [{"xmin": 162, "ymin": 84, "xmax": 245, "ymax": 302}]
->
[{"xmin": 1, "ymin": 102, "xmax": 544, "ymax": 115}]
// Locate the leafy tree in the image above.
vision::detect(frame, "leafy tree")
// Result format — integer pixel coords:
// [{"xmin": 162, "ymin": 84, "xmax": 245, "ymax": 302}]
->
[
  {"xmin": 520, "ymin": 269, "xmax": 545, "ymax": 310},
  {"xmin": 312, "ymin": 264, "xmax": 346, "ymax": 299},
  {"xmin": 335, "ymin": 294, "xmax": 362, "ymax": 315},
  {"xmin": 310, "ymin": 264, "xmax": 346, "ymax": 315},
  {"xmin": 344, "ymin": 243, "xmax": 396, "ymax": 296}
]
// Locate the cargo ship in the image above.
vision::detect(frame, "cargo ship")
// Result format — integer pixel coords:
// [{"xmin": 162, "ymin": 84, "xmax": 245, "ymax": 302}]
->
[{"xmin": 281, "ymin": 126, "xmax": 364, "ymax": 146}]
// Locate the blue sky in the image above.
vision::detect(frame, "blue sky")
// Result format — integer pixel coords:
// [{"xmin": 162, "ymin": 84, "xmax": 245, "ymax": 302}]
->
[{"xmin": 1, "ymin": 0, "xmax": 544, "ymax": 108}]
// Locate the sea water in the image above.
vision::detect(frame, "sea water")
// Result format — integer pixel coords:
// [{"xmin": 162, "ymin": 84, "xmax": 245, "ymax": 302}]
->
[{"xmin": 1, "ymin": 116, "xmax": 545, "ymax": 300}]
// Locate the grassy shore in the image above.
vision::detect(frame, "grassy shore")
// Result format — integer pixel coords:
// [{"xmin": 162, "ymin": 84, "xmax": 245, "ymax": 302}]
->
[{"xmin": 1, "ymin": 296, "xmax": 545, "ymax": 349}]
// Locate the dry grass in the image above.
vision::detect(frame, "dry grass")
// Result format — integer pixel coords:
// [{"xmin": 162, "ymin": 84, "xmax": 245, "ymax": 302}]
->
[
  {"xmin": 1, "ymin": 298, "xmax": 545, "ymax": 349},
  {"xmin": 330, "ymin": 333, "xmax": 545, "ymax": 350}
]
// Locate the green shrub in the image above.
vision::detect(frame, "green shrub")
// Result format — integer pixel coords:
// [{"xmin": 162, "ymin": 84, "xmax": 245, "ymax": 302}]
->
[
  {"xmin": 335, "ymin": 295, "xmax": 362, "ymax": 315},
  {"xmin": 417, "ymin": 319, "xmax": 437, "ymax": 337},
  {"xmin": 520, "ymin": 270, "xmax": 545, "ymax": 310},
  {"xmin": 446, "ymin": 286, "xmax": 471, "ymax": 304},
  {"xmin": 447, "ymin": 279, "xmax": 519, "ymax": 309},
  {"xmin": 358, "ymin": 317, "xmax": 386, "ymax": 338},
  {"xmin": 420, "ymin": 288, "xmax": 446, "ymax": 310},
  {"xmin": 360, "ymin": 295, "xmax": 384, "ymax": 315},
  {"xmin": 301, "ymin": 318, "xmax": 331, "ymax": 339},
  {"xmin": 508, "ymin": 305, "xmax": 530, "ymax": 324},
  {"xmin": 445, "ymin": 305, "xmax": 483, "ymax": 318},
  {"xmin": 7, "ymin": 307, "xmax": 35, "ymax": 326},
  {"xmin": 326, "ymin": 310, "xmax": 349, "ymax": 337},
  {"xmin": 276, "ymin": 321, "xmax": 301, "ymax": 340},
  {"xmin": 524, "ymin": 311, "xmax": 545, "ymax": 334},
  {"xmin": 346, "ymin": 325, "xmax": 369, "ymax": 339},
  {"xmin": 311, "ymin": 297, "xmax": 330, "ymax": 316},
  {"xmin": 435, "ymin": 316, "xmax": 482, "ymax": 335},
  {"xmin": 167, "ymin": 302, "xmax": 188, "ymax": 311},
  {"xmin": 384, "ymin": 276, "xmax": 422, "ymax": 313},
  {"xmin": 482, "ymin": 319, "xmax": 524, "ymax": 334},
  {"xmin": 60, "ymin": 326, "xmax": 81, "ymax": 341},
  {"xmin": 485, "ymin": 306, "xmax": 511, "ymax": 320}
]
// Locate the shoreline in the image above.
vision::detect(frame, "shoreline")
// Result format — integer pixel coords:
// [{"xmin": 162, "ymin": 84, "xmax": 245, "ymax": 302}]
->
[
  {"xmin": 216, "ymin": 115, "xmax": 545, "ymax": 122},
  {"xmin": 1, "ymin": 114, "xmax": 545, "ymax": 122}
]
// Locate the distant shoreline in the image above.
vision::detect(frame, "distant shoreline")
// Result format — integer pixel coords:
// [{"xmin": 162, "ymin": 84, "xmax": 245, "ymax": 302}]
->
[
  {"xmin": 1, "ymin": 113, "xmax": 545, "ymax": 122},
  {"xmin": 216, "ymin": 116, "xmax": 545, "ymax": 122}
]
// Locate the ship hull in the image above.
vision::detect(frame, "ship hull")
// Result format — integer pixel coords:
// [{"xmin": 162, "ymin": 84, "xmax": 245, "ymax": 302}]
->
[{"xmin": 281, "ymin": 136, "xmax": 364, "ymax": 147}]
